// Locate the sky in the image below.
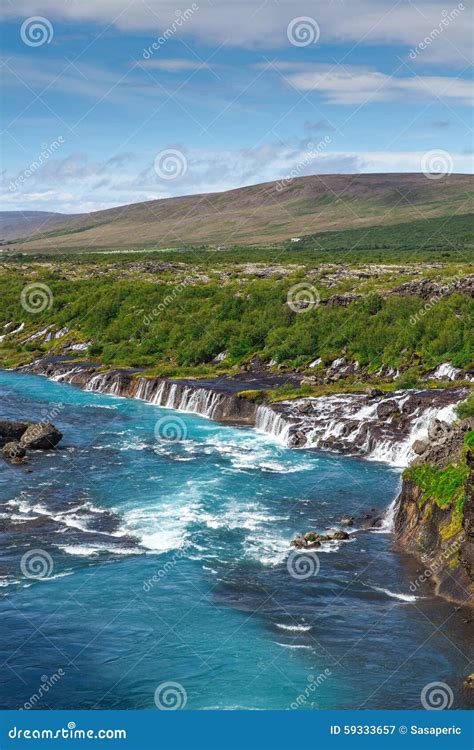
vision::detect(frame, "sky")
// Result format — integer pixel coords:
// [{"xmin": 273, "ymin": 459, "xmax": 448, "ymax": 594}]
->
[{"xmin": 1, "ymin": 0, "xmax": 473, "ymax": 214}]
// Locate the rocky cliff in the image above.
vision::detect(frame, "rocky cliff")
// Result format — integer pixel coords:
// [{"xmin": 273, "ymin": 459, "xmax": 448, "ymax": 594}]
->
[{"xmin": 395, "ymin": 418, "xmax": 474, "ymax": 606}]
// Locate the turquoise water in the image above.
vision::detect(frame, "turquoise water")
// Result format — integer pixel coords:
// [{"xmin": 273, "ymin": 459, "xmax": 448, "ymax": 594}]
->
[{"xmin": 0, "ymin": 371, "xmax": 471, "ymax": 710}]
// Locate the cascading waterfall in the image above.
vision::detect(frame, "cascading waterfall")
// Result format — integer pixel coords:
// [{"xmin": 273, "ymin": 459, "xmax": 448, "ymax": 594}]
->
[
  {"xmin": 23, "ymin": 360, "xmax": 467, "ymax": 471},
  {"xmin": 255, "ymin": 405, "xmax": 293, "ymax": 444},
  {"xmin": 135, "ymin": 378, "xmax": 229, "ymax": 420}
]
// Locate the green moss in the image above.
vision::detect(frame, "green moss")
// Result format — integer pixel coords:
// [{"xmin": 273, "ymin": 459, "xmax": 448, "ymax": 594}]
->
[
  {"xmin": 456, "ymin": 394, "xmax": 474, "ymax": 420},
  {"xmin": 464, "ymin": 431, "xmax": 474, "ymax": 450},
  {"xmin": 404, "ymin": 463, "xmax": 469, "ymax": 510}
]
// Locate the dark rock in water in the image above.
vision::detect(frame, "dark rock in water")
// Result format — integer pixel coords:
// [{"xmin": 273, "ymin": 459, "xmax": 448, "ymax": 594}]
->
[
  {"xmin": 326, "ymin": 530, "xmax": 350, "ymax": 540},
  {"xmin": 20, "ymin": 422, "xmax": 62, "ymax": 450},
  {"xmin": 287, "ymin": 430, "xmax": 307, "ymax": 448},
  {"xmin": 291, "ymin": 529, "xmax": 350, "ymax": 547},
  {"xmin": 463, "ymin": 673, "xmax": 474, "ymax": 690},
  {"xmin": 340, "ymin": 420, "xmax": 359, "ymax": 437},
  {"xmin": 376, "ymin": 400, "xmax": 399, "ymax": 419},
  {"xmin": 291, "ymin": 536, "xmax": 316, "ymax": 549},
  {"xmin": 2, "ymin": 441, "xmax": 27, "ymax": 463},
  {"xmin": 340, "ymin": 516, "xmax": 354, "ymax": 526},
  {"xmin": 0, "ymin": 420, "xmax": 30, "ymax": 445},
  {"xmin": 412, "ymin": 439, "xmax": 429, "ymax": 455},
  {"xmin": 366, "ymin": 388, "xmax": 383, "ymax": 399},
  {"xmin": 304, "ymin": 531, "xmax": 323, "ymax": 543}
]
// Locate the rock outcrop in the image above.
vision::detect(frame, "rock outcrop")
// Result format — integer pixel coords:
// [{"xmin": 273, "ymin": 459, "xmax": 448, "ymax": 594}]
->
[
  {"xmin": 1, "ymin": 419, "xmax": 63, "ymax": 463},
  {"xmin": 394, "ymin": 417, "xmax": 473, "ymax": 606},
  {"xmin": 19, "ymin": 422, "xmax": 63, "ymax": 450}
]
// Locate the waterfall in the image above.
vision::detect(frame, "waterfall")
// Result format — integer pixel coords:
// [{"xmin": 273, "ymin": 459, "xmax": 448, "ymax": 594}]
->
[
  {"xmin": 255, "ymin": 405, "xmax": 292, "ymax": 443},
  {"xmin": 23, "ymin": 358, "xmax": 467, "ymax": 470},
  {"xmin": 135, "ymin": 378, "xmax": 229, "ymax": 420}
]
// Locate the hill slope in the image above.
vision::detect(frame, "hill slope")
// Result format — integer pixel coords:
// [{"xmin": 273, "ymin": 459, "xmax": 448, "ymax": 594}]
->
[
  {"xmin": 0, "ymin": 211, "xmax": 73, "ymax": 242},
  {"xmin": 3, "ymin": 173, "xmax": 473, "ymax": 253}
]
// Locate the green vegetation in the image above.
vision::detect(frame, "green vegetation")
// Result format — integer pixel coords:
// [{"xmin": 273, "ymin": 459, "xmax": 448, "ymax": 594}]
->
[
  {"xmin": 0, "ymin": 258, "xmax": 472, "ymax": 376},
  {"xmin": 403, "ymin": 431, "xmax": 473, "ymax": 538},
  {"xmin": 456, "ymin": 393, "xmax": 474, "ymax": 420},
  {"xmin": 405, "ymin": 463, "xmax": 469, "ymax": 510},
  {"xmin": 287, "ymin": 213, "xmax": 474, "ymax": 256}
]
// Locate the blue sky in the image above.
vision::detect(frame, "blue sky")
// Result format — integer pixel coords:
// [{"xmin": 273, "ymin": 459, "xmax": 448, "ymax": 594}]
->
[{"xmin": 2, "ymin": 0, "xmax": 472, "ymax": 213}]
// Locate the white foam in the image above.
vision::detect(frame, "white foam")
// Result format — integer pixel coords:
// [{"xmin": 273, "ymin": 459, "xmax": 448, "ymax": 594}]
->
[
  {"xmin": 370, "ymin": 586, "xmax": 419, "ymax": 602},
  {"xmin": 276, "ymin": 623, "xmax": 312, "ymax": 632}
]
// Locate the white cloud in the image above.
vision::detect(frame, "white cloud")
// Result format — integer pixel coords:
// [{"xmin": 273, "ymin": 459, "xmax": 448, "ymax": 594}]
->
[
  {"xmin": 2, "ymin": 141, "xmax": 472, "ymax": 213},
  {"xmin": 137, "ymin": 59, "xmax": 214, "ymax": 72},
  {"xmin": 278, "ymin": 64, "xmax": 472, "ymax": 106},
  {"xmin": 5, "ymin": 1, "xmax": 472, "ymax": 64}
]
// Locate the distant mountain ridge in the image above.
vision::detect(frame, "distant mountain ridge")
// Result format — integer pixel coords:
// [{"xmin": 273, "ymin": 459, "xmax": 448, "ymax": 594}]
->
[
  {"xmin": 0, "ymin": 211, "xmax": 73, "ymax": 242},
  {"xmin": 2, "ymin": 173, "xmax": 473, "ymax": 252}
]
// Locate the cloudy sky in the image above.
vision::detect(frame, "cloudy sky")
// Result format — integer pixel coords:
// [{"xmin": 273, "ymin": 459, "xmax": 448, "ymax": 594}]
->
[{"xmin": 2, "ymin": 0, "xmax": 473, "ymax": 213}]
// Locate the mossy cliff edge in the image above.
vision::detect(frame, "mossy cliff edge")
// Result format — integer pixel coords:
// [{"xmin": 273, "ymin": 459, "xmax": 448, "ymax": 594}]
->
[{"xmin": 395, "ymin": 419, "xmax": 474, "ymax": 606}]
